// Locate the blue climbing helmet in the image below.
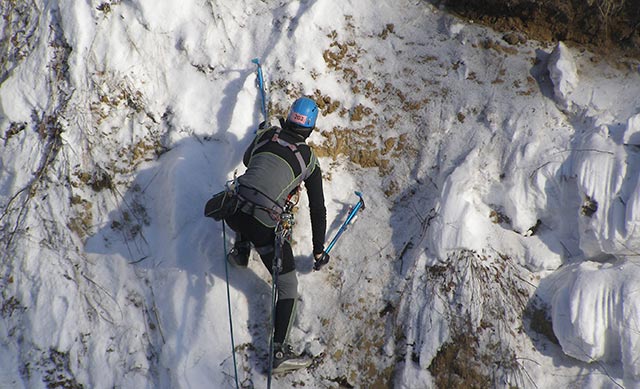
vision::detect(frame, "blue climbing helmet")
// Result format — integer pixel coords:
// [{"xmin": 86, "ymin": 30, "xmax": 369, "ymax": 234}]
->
[{"xmin": 287, "ymin": 97, "xmax": 319, "ymax": 129}]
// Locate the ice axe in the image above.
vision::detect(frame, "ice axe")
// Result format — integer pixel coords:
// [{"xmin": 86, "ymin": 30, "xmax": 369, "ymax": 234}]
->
[
  {"xmin": 314, "ymin": 191, "xmax": 365, "ymax": 270},
  {"xmin": 251, "ymin": 58, "xmax": 268, "ymax": 124}
]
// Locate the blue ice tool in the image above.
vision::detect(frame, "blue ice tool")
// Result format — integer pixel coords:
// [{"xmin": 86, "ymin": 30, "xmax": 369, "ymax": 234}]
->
[
  {"xmin": 251, "ymin": 58, "xmax": 268, "ymax": 123},
  {"xmin": 314, "ymin": 191, "xmax": 365, "ymax": 270}
]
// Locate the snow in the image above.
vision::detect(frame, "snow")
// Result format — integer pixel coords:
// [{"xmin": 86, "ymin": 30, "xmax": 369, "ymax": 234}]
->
[
  {"xmin": 1, "ymin": 0, "xmax": 640, "ymax": 388},
  {"xmin": 627, "ymin": 114, "xmax": 640, "ymax": 145},
  {"xmin": 548, "ymin": 42, "xmax": 579, "ymax": 109},
  {"xmin": 546, "ymin": 260, "xmax": 640, "ymax": 379}
]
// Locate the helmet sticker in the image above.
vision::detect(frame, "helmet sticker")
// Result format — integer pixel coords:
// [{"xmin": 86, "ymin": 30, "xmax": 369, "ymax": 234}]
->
[{"xmin": 289, "ymin": 112, "xmax": 308, "ymax": 125}]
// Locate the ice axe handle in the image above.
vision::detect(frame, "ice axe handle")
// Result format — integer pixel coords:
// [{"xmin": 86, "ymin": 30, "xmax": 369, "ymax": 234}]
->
[
  {"xmin": 314, "ymin": 191, "xmax": 364, "ymax": 271},
  {"xmin": 252, "ymin": 58, "xmax": 268, "ymax": 123}
]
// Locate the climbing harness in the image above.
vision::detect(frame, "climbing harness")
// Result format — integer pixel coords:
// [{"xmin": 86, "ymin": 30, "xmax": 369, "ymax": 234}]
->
[
  {"xmin": 252, "ymin": 127, "xmax": 310, "ymax": 183},
  {"xmin": 236, "ymin": 127, "xmax": 310, "ymax": 223}
]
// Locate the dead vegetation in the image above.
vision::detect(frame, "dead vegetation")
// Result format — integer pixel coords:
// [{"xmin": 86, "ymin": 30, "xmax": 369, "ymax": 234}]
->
[
  {"xmin": 40, "ymin": 349, "xmax": 84, "ymax": 389},
  {"xmin": 428, "ymin": 321, "xmax": 492, "ymax": 389},
  {"xmin": 0, "ymin": 0, "xmax": 39, "ymax": 83},
  {"xmin": 421, "ymin": 250, "xmax": 536, "ymax": 388}
]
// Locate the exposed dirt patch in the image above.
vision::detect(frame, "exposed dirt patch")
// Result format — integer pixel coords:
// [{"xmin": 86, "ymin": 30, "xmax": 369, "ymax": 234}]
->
[{"xmin": 438, "ymin": 0, "xmax": 640, "ymax": 59}]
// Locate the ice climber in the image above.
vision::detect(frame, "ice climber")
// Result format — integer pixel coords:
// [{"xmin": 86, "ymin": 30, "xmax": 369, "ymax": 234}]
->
[{"xmin": 223, "ymin": 96, "xmax": 328, "ymax": 373}]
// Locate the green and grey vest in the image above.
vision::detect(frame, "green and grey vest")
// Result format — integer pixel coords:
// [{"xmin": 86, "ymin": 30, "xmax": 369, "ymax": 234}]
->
[{"xmin": 237, "ymin": 127, "xmax": 317, "ymax": 227}]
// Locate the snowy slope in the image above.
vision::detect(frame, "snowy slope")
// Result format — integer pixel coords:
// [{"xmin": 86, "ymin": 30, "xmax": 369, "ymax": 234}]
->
[{"xmin": 1, "ymin": 0, "xmax": 640, "ymax": 388}]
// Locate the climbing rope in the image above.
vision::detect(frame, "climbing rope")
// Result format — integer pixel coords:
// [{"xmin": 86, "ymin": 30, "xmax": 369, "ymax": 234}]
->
[
  {"xmin": 267, "ymin": 206, "xmax": 295, "ymax": 389},
  {"xmin": 222, "ymin": 221, "xmax": 240, "ymax": 389},
  {"xmin": 266, "ymin": 241, "xmax": 279, "ymax": 389}
]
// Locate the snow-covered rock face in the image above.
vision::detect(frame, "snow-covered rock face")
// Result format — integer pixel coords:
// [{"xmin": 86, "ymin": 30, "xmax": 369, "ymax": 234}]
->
[
  {"xmin": 572, "ymin": 125, "xmax": 640, "ymax": 258},
  {"xmin": 547, "ymin": 42, "xmax": 579, "ymax": 110},
  {"xmin": 625, "ymin": 114, "xmax": 640, "ymax": 145},
  {"xmin": 2, "ymin": 0, "xmax": 640, "ymax": 388},
  {"xmin": 425, "ymin": 38, "xmax": 640, "ymax": 384},
  {"xmin": 547, "ymin": 260, "xmax": 640, "ymax": 380},
  {"xmin": 537, "ymin": 43, "xmax": 640, "ymax": 382}
]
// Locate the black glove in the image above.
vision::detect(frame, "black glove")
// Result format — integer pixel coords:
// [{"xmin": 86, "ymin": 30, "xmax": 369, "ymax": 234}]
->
[{"xmin": 313, "ymin": 251, "xmax": 330, "ymax": 271}]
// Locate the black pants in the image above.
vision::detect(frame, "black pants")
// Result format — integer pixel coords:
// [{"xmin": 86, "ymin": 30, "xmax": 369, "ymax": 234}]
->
[
  {"xmin": 224, "ymin": 210, "xmax": 298, "ymax": 345},
  {"xmin": 225, "ymin": 210, "xmax": 295, "ymax": 273}
]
